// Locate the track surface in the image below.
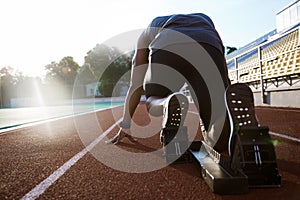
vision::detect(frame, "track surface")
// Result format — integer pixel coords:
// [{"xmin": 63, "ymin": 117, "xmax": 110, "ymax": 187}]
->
[{"xmin": 0, "ymin": 104, "xmax": 299, "ymax": 199}]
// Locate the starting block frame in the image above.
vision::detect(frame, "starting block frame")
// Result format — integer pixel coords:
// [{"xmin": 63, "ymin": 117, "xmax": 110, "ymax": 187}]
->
[
  {"xmin": 165, "ymin": 139, "xmax": 281, "ymax": 195},
  {"xmin": 188, "ymin": 125, "xmax": 281, "ymax": 194},
  {"xmin": 189, "ymin": 141, "xmax": 249, "ymax": 194}
]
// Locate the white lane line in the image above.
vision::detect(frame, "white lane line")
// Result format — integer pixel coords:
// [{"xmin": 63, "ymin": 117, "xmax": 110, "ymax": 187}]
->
[
  {"xmin": 188, "ymin": 111, "xmax": 300, "ymax": 143},
  {"xmin": 269, "ymin": 131, "xmax": 300, "ymax": 143},
  {"xmin": 256, "ymin": 107, "xmax": 300, "ymax": 113},
  {"xmin": 0, "ymin": 105, "xmax": 122, "ymax": 135},
  {"xmin": 21, "ymin": 118, "xmax": 122, "ymax": 200}
]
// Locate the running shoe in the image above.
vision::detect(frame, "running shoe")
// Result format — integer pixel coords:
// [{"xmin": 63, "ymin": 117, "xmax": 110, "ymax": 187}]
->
[
  {"xmin": 225, "ymin": 83, "xmax": 258, "ymax": 155},
  {"xmin": 162, "ymin": 92, "xmax": 189, "ymax": 129}
]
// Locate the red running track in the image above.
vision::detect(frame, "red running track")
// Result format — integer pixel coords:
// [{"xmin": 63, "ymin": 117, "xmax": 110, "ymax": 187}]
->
[{"xmin": 0, "ymin": 104, "xmax": 299, "ymax": 199}]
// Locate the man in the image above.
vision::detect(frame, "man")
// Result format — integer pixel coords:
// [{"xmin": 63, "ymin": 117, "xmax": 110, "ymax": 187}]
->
[{"xmin": 106, "ymin": 13, "xmax": 230, "ymax": 152}]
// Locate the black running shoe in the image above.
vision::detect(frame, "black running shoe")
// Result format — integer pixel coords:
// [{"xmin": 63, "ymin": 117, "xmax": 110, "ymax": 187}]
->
[
  {"xmin": 162, "ymin": 92, "xmax": 189, "ymax": 129},
  {"xmin": 225, "ymin": 83, "xmax": 258, "ymax": 155}
]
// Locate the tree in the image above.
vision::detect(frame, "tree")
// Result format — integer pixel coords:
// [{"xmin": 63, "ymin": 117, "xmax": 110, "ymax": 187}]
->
[
  {"xmin": 83, "ymin": 44, "xmax": 132, "ymax": 96},
  {"xmin": 44, "ymin": 57, "xmax": 80, "ymax": 100},
  {"xmin": 83, "ymin": 44, "xmax": 114, "ymax": 83},
  {"xmin": 0, "ymin": 67, "xmax": 18, "ymax": 107},
  {"xmin": 45, "ymin": 56, "xmax": 80, "ymax": 85},
  {"xmin": 77, "ymin": 63, "xmax": 96, "ymax": 85},
  {"xmin": 98, "ymin": 50, "xmax": 132, "ymax": 97}
]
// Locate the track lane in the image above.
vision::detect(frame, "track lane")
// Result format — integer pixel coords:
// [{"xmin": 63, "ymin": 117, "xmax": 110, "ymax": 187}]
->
[
  {"xmin": 0, "ymin": 107, "xmax": 123, "ymax": 199},
  {"xmin": 21, "ymin": 119, "xmax": 122, "ymax": 200},
  {"xmin": 0, "ymin": 104, "xmax": 299, "ymax": 199}
]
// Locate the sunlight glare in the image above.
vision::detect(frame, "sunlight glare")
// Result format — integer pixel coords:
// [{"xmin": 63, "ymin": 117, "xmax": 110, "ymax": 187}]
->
[{"xmin": 33, "ymin": 79, "xmax": 45, "ymax": 107}]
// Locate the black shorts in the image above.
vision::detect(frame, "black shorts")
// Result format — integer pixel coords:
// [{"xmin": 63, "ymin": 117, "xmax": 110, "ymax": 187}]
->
[
  {"xmin": 144, "ymin": 43, "xmax": 229, "ymax": 98},
  {"xmin": 144, "ymin": 42, "xmax": 230, "ymax": 145}
]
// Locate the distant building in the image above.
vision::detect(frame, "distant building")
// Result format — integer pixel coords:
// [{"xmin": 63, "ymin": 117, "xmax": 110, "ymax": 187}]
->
[
  {"xmin": 85, "ymin": 82, "xmax": 101, "ymax": 97},
  {"xmin": 85, "ymin": 81, "xmax": 129, "ymax": 97}
]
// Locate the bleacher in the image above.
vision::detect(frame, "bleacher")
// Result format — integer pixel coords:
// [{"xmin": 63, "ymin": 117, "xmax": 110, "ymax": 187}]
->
[
  {"xmin": 227, "ymin": 0, "xmax": 300, "ymax": 88},
  {"xmin": 225, "ymin": 0, "xmax": 300, "ymax": 108},
  {"xmin": 262, "ymin": 29, "xmax": 299, "ymax": 79},
  {"xmin": 227, "ymin": 27, "xmax": 300, "ymax": 84}
]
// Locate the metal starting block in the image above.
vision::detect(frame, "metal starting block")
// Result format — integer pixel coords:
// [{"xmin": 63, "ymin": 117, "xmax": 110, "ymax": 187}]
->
[
  {"xmin": 189, "ymin": 141, "xmax": 248, "ymax": 194},
  {"xmin": 188, "ymin": 83, "xmax": 281, "ymax": 194},
  {"xmin": 231, "ymin": 126, "xmax": 281, "ymax": 187},
  {"xmin": 161, "ymin": 126, "xmax": 191, "ymax": 164},
  {"xmin": 189, "ymin": 125, "xmax": 281, "ymax": 194}
]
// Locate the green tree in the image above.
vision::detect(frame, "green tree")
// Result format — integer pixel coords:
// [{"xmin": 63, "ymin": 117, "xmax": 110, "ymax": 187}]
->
[
  {"xmin": 77, "ymin": 63, "xmax": 96, "ymax": 85},
  {"xmin": 98, "ymin": 51, "xmax": 132, "ymax": 97},
  {"xmin": 44, "ymin": 57, "xmax": 80, "ymax": 100},
  {"xmin": 45, "ymin": 56, "xmax": 80, "ymax": 85},
  {"xmin": 83, "ymin": 44, "xmax": 114, "ymax": 83},
  {"xmin": 83, "ymin": 44, "xmax": 132, "ymax": 97},
  {"xmin": 0, "ymin": 67, "xmax": 18, "ymax": 107}
]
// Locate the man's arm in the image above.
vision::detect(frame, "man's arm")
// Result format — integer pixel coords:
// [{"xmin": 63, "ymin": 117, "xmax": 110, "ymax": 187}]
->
[
  {"xmin": 105, "ymin": 34, "xmax": 149, "ymax": 144},
  {"xmin": 122, "ymin": 41, "xmax": 149, "ymax": 123}
]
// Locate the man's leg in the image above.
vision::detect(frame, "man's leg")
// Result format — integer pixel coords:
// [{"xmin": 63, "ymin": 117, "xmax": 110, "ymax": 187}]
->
[
  {"xmin": 144, "ymin": 54, "xmax": 189, "ymax": 151},
  {"xmin": 149, "ymin": 44, "xmax": 231, "ymax": 152},
  {"xmin": 146, "ymin": 96, "xmax": 166, "ymax": 117},
  {"xmin": 146, "ymin": 93, "xmax": 189, "ymax": 127},
  {"xmin": 188, "ymin": 43, "xmax": 230, "ymax": 152},
  {"xmin": 145, "ymin": 90, "xmax": 190, "ymax": 163}
]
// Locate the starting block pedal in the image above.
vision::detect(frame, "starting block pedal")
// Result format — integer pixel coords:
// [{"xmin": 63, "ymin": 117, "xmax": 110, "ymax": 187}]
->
[
  {"xmin": 231, "ymin": 126, "xmax": 281, "ymax": 187},
  {"xmin": 161, "ymin": 126, "xmax": 191, "ymax": 164}
]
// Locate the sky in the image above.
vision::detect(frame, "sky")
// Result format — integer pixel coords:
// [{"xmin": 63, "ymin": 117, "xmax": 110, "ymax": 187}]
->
[{"xmin": 0, "ymin": 0, "xmax": 295, "ymax": 77}]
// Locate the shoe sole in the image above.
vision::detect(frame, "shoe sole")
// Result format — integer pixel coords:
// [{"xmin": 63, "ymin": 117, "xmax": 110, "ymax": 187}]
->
[
  {"xmin": 225, "ymin": 83, "xmax": 258, "ymax": 155},
  {"xmin": 163, "ymin": 93, "xmax": 189, "ymax": 128}
]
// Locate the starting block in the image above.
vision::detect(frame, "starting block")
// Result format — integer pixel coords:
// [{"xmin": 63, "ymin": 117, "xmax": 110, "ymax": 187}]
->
[
  {"xmin": 163, "ymin": 83, "xmax": 281, "ymax": 194},
  {"xmin": 189, "ymin": 141, "xmax": 249, "ymax": 194},
  {"xmin": 189, "ymin": 125, "xmax": 281, "ymax": 194},
  {"xmin": 161, "ymin": 126, "xmax": 191, "ymax": 164}
]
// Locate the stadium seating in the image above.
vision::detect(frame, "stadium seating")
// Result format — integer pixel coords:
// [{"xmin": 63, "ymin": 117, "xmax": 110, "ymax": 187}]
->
[{"xmin": 227, "ymin": 27, "xmax": 299, "ymax": 83}]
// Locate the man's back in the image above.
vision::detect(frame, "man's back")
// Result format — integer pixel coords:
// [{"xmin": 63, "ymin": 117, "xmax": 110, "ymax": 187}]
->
[{"xmin": 145, "ymin": 13, "xmax": 224, "ymax": 55}]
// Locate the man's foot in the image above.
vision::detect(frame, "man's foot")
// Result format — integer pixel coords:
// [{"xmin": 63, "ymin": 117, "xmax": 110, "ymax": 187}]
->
[
  {"xmin": 225, "ymin": 83, "xmax": 258, "ymax": 155},
  {"xmin": 105, "ymin": 130, "xmax": 137, "ymax": 144},
  {"xmin": 162, "ymin": 92, "xmax": 189, "ymax": 128}
]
